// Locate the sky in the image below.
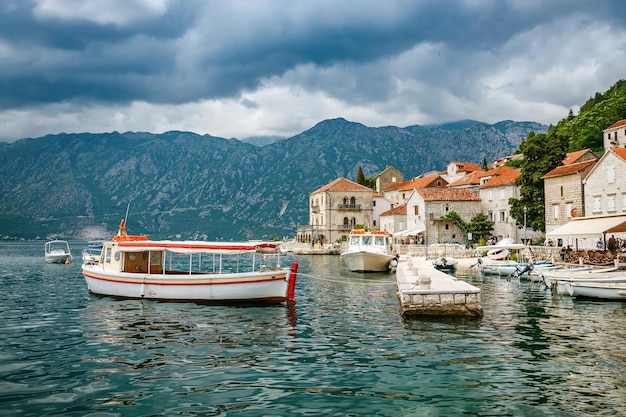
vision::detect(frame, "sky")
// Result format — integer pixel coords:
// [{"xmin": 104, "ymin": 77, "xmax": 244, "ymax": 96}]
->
[{"xmin": 1, "ymin": 0, "xmax": 625, "ymax": 142}]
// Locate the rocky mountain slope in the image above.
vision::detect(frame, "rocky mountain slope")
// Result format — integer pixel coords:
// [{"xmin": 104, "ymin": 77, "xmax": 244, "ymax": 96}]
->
[{"xmin": 0, "ymin": 118, "xmax": 546, "ymax": 240}]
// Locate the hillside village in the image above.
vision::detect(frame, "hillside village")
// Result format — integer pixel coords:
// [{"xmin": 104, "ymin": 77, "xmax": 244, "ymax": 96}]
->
[{"xmin": 298, "ymin": 119, "xmax": 626, "ymax": 251}]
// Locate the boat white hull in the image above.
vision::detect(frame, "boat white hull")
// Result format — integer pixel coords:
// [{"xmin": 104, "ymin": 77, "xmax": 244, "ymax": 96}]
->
[
  {"xmin": 556, "ymin": 276, "xmax": 626, "ymax": 295},
  {"xmin": 82, "ymin": 265, "xmax": 293, "ymax": 303},
  {"xmin": 565, "ymin": 282, "xmax": 626, "ymax": 300},
  {"xmin": 341, "ymin": 251, "xmax": 394, "ymax": 272},
  {"xmin": 45, "ymin": 253, "xmax": 72, "ymax": 264}
]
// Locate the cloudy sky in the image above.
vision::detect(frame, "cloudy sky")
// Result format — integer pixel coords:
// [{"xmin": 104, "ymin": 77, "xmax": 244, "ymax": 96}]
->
[{"xmin": 1, "ymin": 0, "xmax": 625, "ymax": 142}]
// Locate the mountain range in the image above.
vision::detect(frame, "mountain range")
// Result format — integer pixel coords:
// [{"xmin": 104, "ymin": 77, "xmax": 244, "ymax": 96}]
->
[{"xmin": 0, "ymin": 118, "xmax": 546, "ymax": 240}]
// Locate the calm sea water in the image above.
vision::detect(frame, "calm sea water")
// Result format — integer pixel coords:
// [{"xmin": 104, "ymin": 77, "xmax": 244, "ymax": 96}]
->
[{"xmin": 1, "ymin": 242, "xmax": 625, "ymax": 416}]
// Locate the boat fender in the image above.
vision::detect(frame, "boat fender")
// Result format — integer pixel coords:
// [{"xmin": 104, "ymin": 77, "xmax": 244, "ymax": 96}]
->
[
  {"xmin": 390, "ymin": 257, "xmax": 398, "ymax": 268},
  {"xmin": 260, "ymin": 265, "xmax": 267, "ymax": 272}
]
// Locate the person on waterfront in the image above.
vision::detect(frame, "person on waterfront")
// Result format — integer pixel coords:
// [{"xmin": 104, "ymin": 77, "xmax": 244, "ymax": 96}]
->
[
  {"xmin": 596, "ymin": 237, "xmax": 604, "ymax": 249},
  {"xmin": 608, "ymin": 234, "xmax": 617, "ymax": 251}
]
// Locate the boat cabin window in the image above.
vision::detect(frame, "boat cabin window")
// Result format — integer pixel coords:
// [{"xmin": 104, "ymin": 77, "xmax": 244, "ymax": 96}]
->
[
  {"xmin": 362, "ymin": 236, "xmax": 371, "ymax": 245},
  {"xmin": 374, "ymin": 236, "xmax": 385, "ymax": 245},
  {"xmin": 105, "ymin": 247, "xmax": 112, "ymax": 263},
  {"xmin": 350, "ymin": 236, "xmax": 360, "ymax": 245}
]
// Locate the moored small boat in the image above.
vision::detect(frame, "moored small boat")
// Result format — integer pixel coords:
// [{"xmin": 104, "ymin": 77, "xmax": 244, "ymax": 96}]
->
[
  {"xmin": 432, "ymin": 256, "xmax": 458, "ymax": 271},
  {"xmin": 81, "ymin": 234, "xmax": 297, "ymax": 305},
  {"xmin": 565, "ymin": 282, "xmax": 626, "ymax": 300},
  {"xmin": 44, "ymin": 240, "xmax": 73, "ymax": 264},
  {"xmin": 340, "ymin": 229, "xmax": 397, "ymax": 272}
]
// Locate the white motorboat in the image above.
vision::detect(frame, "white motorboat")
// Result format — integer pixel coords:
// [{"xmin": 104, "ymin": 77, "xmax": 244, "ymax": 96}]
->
[
  {"xmin": 44, "ymin": 240, "xmax": 73, "ymax": 264},
  {"xmin": 340, "ymin": 229, "xmax": 397, "ymax": 272},
  {"xmin": 541, "ymin": 265, "xmax": 621, "ymax": 288},
  {"xmin": 565, "ymin": 282, "xmax": 626, "ymax": 300},
  {"xmin": 81, "ymin": 234, "xmax": 298, "ymax": 305}
]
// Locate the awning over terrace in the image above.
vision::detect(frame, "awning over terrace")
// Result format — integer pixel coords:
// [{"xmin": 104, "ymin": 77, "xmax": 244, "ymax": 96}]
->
[{"xmin": 546, "ymin": 214, "xmax": 626, "ymax": 239}]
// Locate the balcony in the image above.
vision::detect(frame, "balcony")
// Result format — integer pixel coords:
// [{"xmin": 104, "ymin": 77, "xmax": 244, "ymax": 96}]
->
[
  {"xmin": 337, "ymin": 224, "xmax": 354, "ymax": 230},
  {"xmin": 337, "ymin": 204, "xmax": 361, "ymax": 211},
  {"xmin": 311, "ymin": 205, "xmax": 320, "ymax": 213}
]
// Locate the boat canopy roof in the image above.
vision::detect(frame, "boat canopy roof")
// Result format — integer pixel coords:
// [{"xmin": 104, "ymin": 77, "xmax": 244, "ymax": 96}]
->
[
  {"xmin": 546, "ymin": 214, "xmax": 626, "ymax": 239},
  {"xmin": 112, "ymin": 240, "xmax": 280, "ymax": 255}
]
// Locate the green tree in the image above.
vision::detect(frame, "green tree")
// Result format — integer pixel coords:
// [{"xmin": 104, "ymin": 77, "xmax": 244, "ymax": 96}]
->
[
  {"xmin": 481, "ymin": 156, "xmax": 488, "ymax": 170},
  {"xmin": 465, "ymin": 213, "xmax": 494, "ymax": 243},
  {"xmin": 509, "ymin": 129, "xmax": 568, "ymax": 232},
  {"xmin": 356, "ymin": 165, "xmax": 365, "ymax": 185}
]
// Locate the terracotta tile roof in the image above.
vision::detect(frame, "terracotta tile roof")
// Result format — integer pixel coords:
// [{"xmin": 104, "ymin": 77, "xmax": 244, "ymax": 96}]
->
[
  {"xmin": 312, "ymin": 177, "xmax": 372, "ymax": 194},
  {"xmin": 383, "ymin": 176, "xmax": 446, "ymax": 192},
  {"xmin": 480, "ymin": 166, "xmax": 521, "ymax": 188},
  {"xmin": 604, "ymin": 119, "xmax": 626, "ymax": 131},
  {"xmin": 416, "ymin": 187, "xmax": 481, "ymax": 201},
  {"xmin": 562, "ymin": 149, "xmax": 595, "ymax": 165},
  {"xmin": 380, "ymin": 203, "xmax": 407, "ymax": 216},
  {"xmin": 611, "ymin": 147, "xmax": 626, "ymax": 161},
  {"xmin": 447, "ymin": 169, "xmax": 489, "ymax": 187},
  {"xmin": 542, "ymin": 160, "xmax": 597, "ymax": 178},
  {"xmin": 450, "ymin": 161, "xmax": 483, "ymax": 172}
]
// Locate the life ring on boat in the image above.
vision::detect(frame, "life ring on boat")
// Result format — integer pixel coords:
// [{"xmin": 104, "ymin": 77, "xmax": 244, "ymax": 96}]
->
[{"xmin": 487, "ymin": 247, "xmax": 509, "ymax": 260}]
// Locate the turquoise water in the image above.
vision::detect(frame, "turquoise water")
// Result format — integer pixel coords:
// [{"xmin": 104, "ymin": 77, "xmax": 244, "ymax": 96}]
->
[{"xmin": 1, "ymin": 242, "xmax": 625, "ymax": 416}]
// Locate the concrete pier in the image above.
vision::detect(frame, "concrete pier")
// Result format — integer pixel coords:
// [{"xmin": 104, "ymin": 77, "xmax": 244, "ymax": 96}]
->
[{"xmin": 397, "ymin": 256, "xmax": 483, "ymax": 318}]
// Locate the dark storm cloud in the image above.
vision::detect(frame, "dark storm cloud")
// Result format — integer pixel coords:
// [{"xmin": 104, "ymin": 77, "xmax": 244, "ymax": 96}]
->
[{"xmin": 0, "ymin": 0, "xmax": 624, "ymax": 141}]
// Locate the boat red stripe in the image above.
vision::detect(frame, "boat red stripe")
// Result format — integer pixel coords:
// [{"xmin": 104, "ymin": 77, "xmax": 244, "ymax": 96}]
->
[{"xmin": 82, "ymin": 271, "xmax": 286, "ymax": 286}]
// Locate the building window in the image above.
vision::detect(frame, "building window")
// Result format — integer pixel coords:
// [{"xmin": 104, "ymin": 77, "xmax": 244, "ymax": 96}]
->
[
  {"xmin": 444, "ymin": 205, "xmax": 450, "ymax": 213},
  {"xmin": 437, "ymin": 180, "xmax": 442, "ymax": 187},
  {"xmin": 488, "ymin": 191, "xmax": 493, "ymax": 201},
  {"xmin": 566, "ymin": 203, "xmax": 572, "ymax": 218},
  {"xmin": 488, "ymin": 211, "xmax": 494, "ymax": 222},
  {"xmin": 445, "ymin": 224, "xmax": 449, "ymax": 230},
  {"xmin": 623, "ymin": 194, "xmax": 626, "ymax": 212},
  {"xmin": 560, "ymin": 186, "xmax": 564, "ymax": 197},
  {"xmin": 414, "ymin": 206, "xmax": 419, "ymax": 215},
  {"xmin": 373, "ymin": 200, "xmax": 376, "ymax": 207},
  {"xmin": 500, "ymin": 189, "xmax": 505, "ymax": 200},
  {"xmin": 608, "ymin": 195, "xmax": 616, "ymax": 212},
  {"xmin": 607, "ymin": 166, "xmax": 615, "ymax": 183},
  {"xmin": 553, "ymin": 205, "xmax": 559, "ymax": 220},
  {"xmin": 593, "ymin": 197, "xmax": 601, "ymax": 212},
  {"xmin": 499, "ymin": 211, "xmax": 506, "ymax": 222}
]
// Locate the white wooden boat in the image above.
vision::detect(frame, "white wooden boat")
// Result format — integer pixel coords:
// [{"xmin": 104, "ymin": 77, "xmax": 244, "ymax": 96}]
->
[
  {"xmin": 555, "ymin": 276, "xmax": 626, "ymax": 295},
  {"xmin": 44, "ymin": 240, "xmax": 73, "ymax": 264},
  {"xmin": 477, "ymin": 238, "xmax": 526, "ymax": 261},
  {"xmin": 432, "ymin": 257, "xmax": 458, "ymax": 271},
  {"xmin": 340, "ymin": 229, "xmax": 397, "ymax": 272},
  {"xmin": 565, "ymin": 282, "xmax": 626, "ymax": 300},
  {"xmin": 541, "ymin": 266, "xmax": 620, "ymax": 288},
  {"xmin": 81, "ymin": 235, "xmax": 298, "ymax": 305}
]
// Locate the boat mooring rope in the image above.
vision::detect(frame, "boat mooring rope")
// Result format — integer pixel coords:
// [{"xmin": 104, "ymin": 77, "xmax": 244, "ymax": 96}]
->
[{"xmin": 296, "ymin": 271, "xmax": 395, "ymax": 286}]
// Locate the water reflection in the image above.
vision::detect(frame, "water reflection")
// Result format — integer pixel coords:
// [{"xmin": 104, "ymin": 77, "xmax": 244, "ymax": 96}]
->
[{"xmin": 1, "ymin": 244, "xmax": 626, "ymax": 416}]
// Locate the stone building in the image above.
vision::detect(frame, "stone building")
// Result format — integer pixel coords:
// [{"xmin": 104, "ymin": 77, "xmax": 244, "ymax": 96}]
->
[
  {"xmin": 298, "ymin": 177, "xmax": 374, "ymax": 244},
  {"xmin": 477, "ymin": 166, "xmax": 527, "ymax": 242},
  {"xmin": 375, "ymin": 166, "xmax": 403, "ymax": 193},
  {"xmin": 583, "ymin": 148, "xmax": 626, "ymax": 217},
  {"xmin": 379, "ymin": 203, "xmax": 407, "ymax": 237},
  {"xmin": 542, "ymin": 149, "xmax": 600, "ymax": 245},
  {"xmin": 405, "ymin": 188, "xmax": 482, "ymax": 245},
  {"xmin": 603, "ymin": 119, "xmax": 626, "ymax": 149},
  {"xmin": 383, "ymin": 175, "xmax": 447, "ymax": 206},
  {"xmin": 372, "ymin": 193, "xmax": 393, "ymax": 229}
]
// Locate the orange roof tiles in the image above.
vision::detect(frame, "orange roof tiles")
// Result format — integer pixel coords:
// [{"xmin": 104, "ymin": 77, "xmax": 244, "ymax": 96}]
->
[
  {"xmin": 611, "ymin": 147, "xmax": 626, "ymax": 161},
  {"xmin": 416, "ymin": 188, "xmax": 480, "ymax": 201},
  {"xmin": 562, "ymin": 149, "xmax": 596, "ymax": 165},
  {"xmin": 383, "ymin": 176, "xmax": 446, "ymax": 192},
  {"xmin": 312, "ymin": 177, "xmax": 372, "ymax": 194},
  {"xmin": 542, "ymin": 160, "xmax": 597, "ymax": 178},
  {"xmin": 604, "ymin": 119, "xmax": 626, "ymax": 131},
  {"xmin": 447, "ymin": 169, "xmax": 489, "ymax": 187},
  {"xmin": 380, "ymin": 203, "xmax": 407, "ymax": 216},
  {"xmin": 480, "ymin": 166, "xmax": 521, "ymax": 188},
  {"xmin": 449, "ymin": 161, "xmax": 483, "ymax": 173}
]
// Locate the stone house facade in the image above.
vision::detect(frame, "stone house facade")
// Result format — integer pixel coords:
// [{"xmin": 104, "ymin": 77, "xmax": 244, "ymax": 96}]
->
[
  {"xmin": 583, "ymin": 148, "xmax": 626, "ymax": 217},
  {"xmin": 405, "ymin": 188, "xmax": 482, "ymax": 245},
  {"xmin": 372, "ymin": 193, "xmax": 393, "ymax": 229},
  {"xmin": 379, "ymin": 203, "xmax": 407, "ymax": 237},
  {"xmin": 383, "ymin": 175, "xmax": 447, "ymax": 206},
  {"xmin": 543, "ymin": 159, "xmax": 597, "ymax": 235},
  {"xmin": 375, "ymin": 166, "xmax": 403, "ymax": 193},
  {"xmin": 603, "ymin": 119, "xmax": 626, "ymax": 149},
  {"xmin": 478, "ymin": 166, "xmax": 526, "ymax": 242},
  {"xmin": 299, "ymin": 177, "xmax": 374, "ymax": 244}
]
